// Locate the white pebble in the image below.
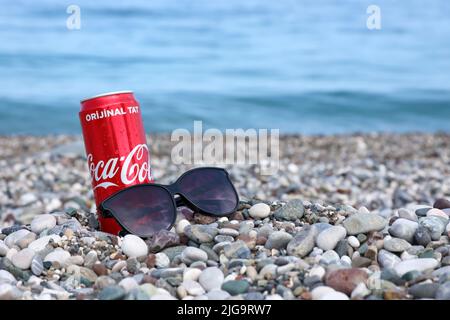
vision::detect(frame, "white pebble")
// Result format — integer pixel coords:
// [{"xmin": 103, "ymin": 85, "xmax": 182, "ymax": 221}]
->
[
  {"xmin": 11, "ymin": 248, "xmax": 35, "ymax": 270},
  {"xmin": 44, "ymin": 248, "xmax": 70, "ymax": 266},
  {"xmin": 182, "ymin": 280, "xmax": 205, "ymax": 296},
  {"xmin": 28, "ymin": 235, "xmax": 61, "ymax": 252},
  {"xmin": 184, "ymin": 268, "xmax": 202, "ymax": 282},
  {"xmin": 319, "ymin": 291, "xmax": 349, "ymax": 300},
  {"xmin": 309, "ymin": 266, "xmax": 325, "ymax": 280},
  {"xmin": 316, "ymin": 226, "xmax": 347, "ymax": 251},
  {"xmin": 347, "ymin": 236, "xmax": 360, "ymax": 248},
  {"xmin": 351, "ymin": 282, "xmax": 371, "ymax": 299},
  {"xmin": 176, "ymin": 219, "xmax": 190, "ymax": 235},
  {"xmin": 311, "ymin": 286, "xmax": 336, "ymax": 300},
  {"xmin": 121, "ymin": 235, "xmax": 148, "ymax": 258},
  {"xmin": 30, "ymin": 214, "xmax": 56, "ymax": 234},
  {"xmin": 249, "ymin": 203, "xmax": 271, "ymax": 219},
  {"xmin": 340, "ymin": 255, "xmax": 352, "ymax": 265},
  {"xmin": 155, "ymin": 252, "xmax": 170, "ymax": 268},
  {"xmin": 119, "ymin": 277, "xmax": 139, "ymax": 292}
]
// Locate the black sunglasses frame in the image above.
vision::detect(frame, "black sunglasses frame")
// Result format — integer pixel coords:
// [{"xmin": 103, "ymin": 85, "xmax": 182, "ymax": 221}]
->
[{"xmin": 99, "ymin": 167, "xmax": 240, "ymax": 238}]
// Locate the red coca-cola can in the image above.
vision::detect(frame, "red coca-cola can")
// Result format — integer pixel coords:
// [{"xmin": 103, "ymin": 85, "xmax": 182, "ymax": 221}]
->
[{"xmin": 79, "ymin": 91, "xmax": 153, "ymax": 235}]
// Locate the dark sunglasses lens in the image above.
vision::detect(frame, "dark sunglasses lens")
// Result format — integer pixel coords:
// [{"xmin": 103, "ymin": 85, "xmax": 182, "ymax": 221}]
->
[
  {"xmin": 102, "ymin": 185, "xmax": 175, "ymax": 237},
  {"xmin": 178, "ymin": 168, "xmax": 238, "ymax": 215}
]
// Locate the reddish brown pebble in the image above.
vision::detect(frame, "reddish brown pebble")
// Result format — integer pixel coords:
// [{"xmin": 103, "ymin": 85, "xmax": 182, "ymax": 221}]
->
[
  {"xmin": 92, "ymin": 264, "xmax": 108, "ymax": 276},
  {"xmin": 300, "ymin": 291, "xmax": 312, "ymax": 300},
  {"xmin": 141, "ymin": 275, "xmax": 157, "ymax": 285},
  {"xmin": 230, "ymin": 211, "xmax": 244, "ymax": 221},
  {"xmin": 193, "ymin": 213, "xmax": 217, "ymax": 224},
  {"xmin": 145, "ymin": 254, "xmax": 156, "ymax": 268},
  {"xmin": 434, "ymin": 198, "xmax": 450, "ymax": 210},
  {"xmin": 255, "ymin": 236, "xmax": 267, "ymax": 246},
  {"xmin": 325, "ymin": 268, "xmax": 368, "ymax": 295},
  {"xmin": 238, "ymin": 234, "xmax": 257, "ymax": 249},
  {"xmin": 179, "ymin": 235, "xmax": 189, "ymax": 245}
]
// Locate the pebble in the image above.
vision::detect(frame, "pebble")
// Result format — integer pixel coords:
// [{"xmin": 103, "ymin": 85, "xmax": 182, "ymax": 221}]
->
[
  {"xmin": 206, "ymin": 289, "xmax": 231, "ymax": 300},
  {"xmin": 398, "ymin": 208, "xmax": 418, "ymax": 222},
  {"xmin": 221, "ymin": 280, "xmax": 249, "ymax": 296},
  {"xmin": 249, "ymin": 203, "xmax": 271, "ymax": 219},
  {"xmin": 184, "ymin": 225, "xmax": 219, "ymax": 243},
  {"xmin": 0, "ymin": 283, "xmax": 21, "ymax": 300},
  {"xmin": 286, "ymin": 226, "xmax": 317, "ymax": 257},
  {"xmin": 414, "ymin": 226, "xmax": 432, "ymax": 246},
  {"xmin": 377, "ymin": 249, "xmax": 401, "ymax": 269},
  {"xmin": 219, "ymin": 228, "xmax": 239, "ymax": 237},
  {"xmin": 16, "ymin": 233, "xmax": 37, "ymax": 249},
  {"xmin": 98, "ymin": 285, "xmax": 126, "ymax": 300},
  {"xmin": 182, "ymin": 280, "xmax": 205, "ymax": 296},
  {"xmin": 183, "ymin": 268, "xmax": 202, "ymax": 282},
  {"xmin": 265, "ymin": 231, "xmax": 293, "ymax": 250},
  {"xmin": 19, "ymin": 193, "xmax": 37, "ymax": 206},
  {"xmin": 309, "ymin": 266, "xmax": 326, "ymax": 280},
  {"xmin": 351, "ymin": 283, "xmax": 371, "ymax": 299},
  {"xmin": 119, "ymin": 277, "xmax": 139, "ymax": 292},
  {"xmin": 30, "ymin": 214, "xmax": 56, "ymax": 234},
  {"xmin": 4, "ymin": 229, "xmax": 31, "ymax": 248},
  {"xmin": 419, "ymin": 216, "xmax": 445, "ymax": 241},
  {"xmin": 223, "ymin": 241, "xmax": 251, "ymax": 259},
  {"xmin": 31, "ymin": 255, "xmax": 44, "ymax": 276},
  {"xmin": 0, "ymin": 240, "xmax": 8, "ymax": 256},
  {"xmin": 259, "ymin": 264, "xmax": 277, "ymax": 279},
  {"xmin": 28, "ymin": 235, "xmax": 61, "ymax": 252},
  {"xmin": 383, "ymin": 238, "xmax": 411, "ymax": 253},
  {"xmin": 310, "ymin": 286, "xmax": 335, "ymax": 300},
  {"xmin": 347, "ymin": 236, "xmax": 360, "ymax": 248},
  {"xmin": 95, "ymin": 276, "xmax": 116, "ymax": 290},
  {"xmin": 176, "ymin": 219, "xmax": 190, "ymax": 235},
  {"xmin": 389, "ymin": 218, "xmax": 419, "ymax": 243},
  {"xmin": 93, "ymin": 264, "xmax": 108, "ymax": 276},
  {"xmin": 121, "ymin": 235, "xmax": 148, "ymax": 258},
  {"xmin": 427, "ymin": 208, "xmax": 449, "ymax": 220},
  {"xmin": 0, "ymin": 270, "xmax": 16, "ymax": 285},
  {"xmin": 436, "ymin": 282, "xmax": 450, "ymax": 300},
  {"xmin": 343, "ymin": 212, "xmax": 387, "ymax": 235},
  {"xmin": 11, "ymin": 248, "xmax": 35, "ymax": 270},
  {"xmin": 199, "ymin": 267, "xmax": 224, "ymax": 292},
  {"xmin": 433, "ymin": 198, "xmax": 450, "ymax": 209},
  {"xmin": 408, "ymin": 282, "xmax": 439, "ymax": 299},
  {"xmin": 325, "ymin": 268, "xmax": 368, "ymax": 295},
  {"xmin": 181, "ymin": 247, "xmax": 208, "ymax": 265},
  {"xmin": 394, "ymin": 258, "xmax": 439, "ymax": 277},
  {"xmin": 155, "ymin": 252, "xmax": 170, "ymax": 268},
  {"xmin": 44, "ymin": 248, "xmax": 71, "ymax": 266},
  {"xmin": 146, "ymin": 229, "xmax": 180, "ymax": 253},
  {"xmin": 319, "ymin": 291, "xmax": 349, "ymax": 300},
  {"xmin": 319, "ymin": 250, "xmax": 340, "ymax": 265},
  {"xmin": 84, "ymin": 250, "xmax": 98, "ymax": 268},
  {"xmin": 316, "ymin": 226, "xmax": 347, "ymax": 251},
  {"xmin": 273, "ymin": 199, "xmax": 304, "ymax": 221}
]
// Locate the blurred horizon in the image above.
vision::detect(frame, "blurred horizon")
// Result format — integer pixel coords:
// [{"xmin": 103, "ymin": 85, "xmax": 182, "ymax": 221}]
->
[{"xmin": 0, "ymin": 0, "xmax": 450, "ymax": 135}]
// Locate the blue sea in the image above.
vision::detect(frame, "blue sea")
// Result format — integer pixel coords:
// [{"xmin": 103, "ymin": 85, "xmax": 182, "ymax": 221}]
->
[{"xmin": 0, "ymin": 0, "xmax": 450, "ymax": 134}]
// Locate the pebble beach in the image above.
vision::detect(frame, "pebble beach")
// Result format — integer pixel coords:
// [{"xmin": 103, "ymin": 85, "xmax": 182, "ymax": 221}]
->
[{"xmin": 1, "ymin": 133, "xmax": 450, "ymax": 300}]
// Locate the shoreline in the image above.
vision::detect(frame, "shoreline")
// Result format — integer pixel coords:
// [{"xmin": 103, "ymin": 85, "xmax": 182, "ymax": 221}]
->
[{"xmin": 0, "ymin": 132, "xmax": 450, "ymax": 300}]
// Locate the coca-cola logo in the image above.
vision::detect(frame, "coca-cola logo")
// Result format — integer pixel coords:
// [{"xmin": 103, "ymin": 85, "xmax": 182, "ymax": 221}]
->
[{"xmin": 87, "ymin": 144, "xmax": 152, "ymax": 191}]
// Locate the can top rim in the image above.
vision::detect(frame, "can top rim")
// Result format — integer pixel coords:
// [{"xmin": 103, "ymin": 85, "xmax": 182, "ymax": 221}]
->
[{"xmin": 80, "ymin": 90, "xmax": 133, "ymax": 103}]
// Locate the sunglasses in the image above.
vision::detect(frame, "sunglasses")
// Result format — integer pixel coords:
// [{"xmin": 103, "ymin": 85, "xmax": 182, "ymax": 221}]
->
[{"xmin": 99, "ymin": 167, "xmax": 239, "ymax": 238}]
